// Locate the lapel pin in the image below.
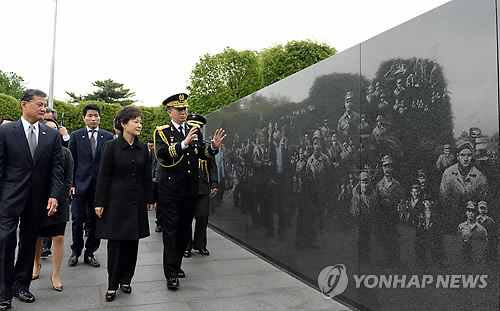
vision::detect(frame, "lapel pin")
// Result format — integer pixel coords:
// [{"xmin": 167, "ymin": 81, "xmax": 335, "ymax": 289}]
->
[
  {"xmin": 42, "ymin": 131, "xmax": 47, "ymax": 135},
  {"xmin": 82, "ymin": 135, "xmax": 86, "ymax": 139}
]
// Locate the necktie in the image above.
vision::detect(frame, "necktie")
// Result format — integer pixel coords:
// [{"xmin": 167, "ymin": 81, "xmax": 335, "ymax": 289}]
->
[
  {"xmin": 28, "ymin": 124, "xmax": 37, "ymax": 159},
  {"xmin": 178, "ymin": 125, "xmax": 185, "ymax": 138},
  {"xmin": 89, "ymin": 129, "xmax": 96, "ymax": 159}
]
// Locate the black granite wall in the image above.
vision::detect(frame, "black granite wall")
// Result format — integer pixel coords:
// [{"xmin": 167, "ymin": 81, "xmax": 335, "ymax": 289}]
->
[{"xmin": 204, "ymin": 0, "xmax": 500, "ymax": 310}]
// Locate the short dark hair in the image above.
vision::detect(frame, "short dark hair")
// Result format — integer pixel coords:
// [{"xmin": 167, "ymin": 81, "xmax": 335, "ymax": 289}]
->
[
  {"xmin": 40, "ymin": 118, "xmax": 59, "ymax": 129},
  {"xmin": 82, "ymin": 104, "xmax": 101, "ymax": 117},
  {"xmin": 114, "ymin": 106, "xmax": 143, "ymax": 132},
  {"xmin": 45, "ymin": 107, "xmax": 58, "ymax": 120},
  {"xmin": 147, "ymin": 139, "xmax": 153, "ymax": 144},
  {"xmin": 21, "ymin": 89, "xmax": 47, "ymax": 102}
]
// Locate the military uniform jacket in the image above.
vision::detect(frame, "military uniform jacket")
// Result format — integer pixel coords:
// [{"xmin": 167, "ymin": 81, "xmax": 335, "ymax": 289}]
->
[
  {"xmin": 198, "ymin": 146, "xmax": 218, "ymax": 195},
  {"xmin": 155, "ymin": 122, "xmax": 218, "ymax": 198},
  {"xmin": 95, "ymin": 135, "xmax": 154, "ymax": 240}
]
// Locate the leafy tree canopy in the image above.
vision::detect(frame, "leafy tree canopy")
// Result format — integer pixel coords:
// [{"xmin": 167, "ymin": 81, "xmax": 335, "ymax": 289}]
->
[
  {"xmin": 66, "ymin": 79, "xmax": 136, "ymax": 106},
  {"xmin": 187, "ymin": 47, "xmax": 262, "ymax": 116},
  {"xmin": 187, "ymin": 40, "xmax": 336, "ymax": 116},
  {"xmin": 260, "ymin": 40, "xmax": 337, "ymax": 86},
  {"xmin": 0, "ymin": 70, "xmax": 26, "ymax": 99}
]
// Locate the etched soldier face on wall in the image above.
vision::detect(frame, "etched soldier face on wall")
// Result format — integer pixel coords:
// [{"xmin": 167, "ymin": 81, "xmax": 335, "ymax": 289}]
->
[
  {"xmin": 423, "ymin": 199, "xmax": 432, "ymax": 209},
  {"xmin": 457, "ymin": 148, "xmax": 473, "ymax": 168},
  {"xmin": 410, "ymin": 187, "xmax": 419, "ymax": 199},
  {"xmin": 418, "ymin": 175, "xmax": 426, "ymax": 186},
  {"xmin": 466, "ymin": 208, "xmax": 476, "ymax": 221},
  {"xmin": 344, "ymin": 97, "xmax": 353, "ymax": 112},
  {"xmin": 360, "ymin": 177, "xmax": 369, "ymax": 193},
  {"xmin": 382, "ymin": 163, "xmax": 393, "ymax": 176}
]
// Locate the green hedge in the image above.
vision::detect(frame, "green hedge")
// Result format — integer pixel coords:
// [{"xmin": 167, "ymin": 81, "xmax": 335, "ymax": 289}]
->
[
  {"xmin": 0, "ymin": 93, "xmax": 171, "ymax": 142},
  {"xmin": 0, "ymin": 93, "xmax": 22, "ymax": 120}
]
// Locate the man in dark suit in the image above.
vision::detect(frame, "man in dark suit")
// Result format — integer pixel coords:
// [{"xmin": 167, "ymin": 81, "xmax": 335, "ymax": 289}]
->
[
  {"xmin": 154, "ymin": 93, "xmax": 225, "ymax": 290},
  {"xmin": 184, "ymin": 117, "xmax": 219, "ymax": 258},
  {"xmin": 68, "ymin": 104, "xmax": 113, "ymax": 268},
  {"xmin": 0, "ymin": 89, "xmax": 64, "ymax": 310}
]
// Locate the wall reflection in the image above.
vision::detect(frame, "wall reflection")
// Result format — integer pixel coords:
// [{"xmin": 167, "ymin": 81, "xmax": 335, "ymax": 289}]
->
[{"xmin": 205, "ymin": 0, "xmax": 499, "ymax": 310}]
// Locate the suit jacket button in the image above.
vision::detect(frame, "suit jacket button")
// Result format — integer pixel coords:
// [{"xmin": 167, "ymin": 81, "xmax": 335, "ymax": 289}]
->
[
  {"xmin": 187, "ymin": 170, "xmax": 191, "ymax": 173},
  {"xmin": 188, "ymin": 161, "xmax": 190, "ymax": 164},
  {"xmin": 132, "ymin": 173, "xmax": 136, "ymax": 176},
  {"xmin": 187, "ymin": 153, "xmax": 189, "ymax": 156}
]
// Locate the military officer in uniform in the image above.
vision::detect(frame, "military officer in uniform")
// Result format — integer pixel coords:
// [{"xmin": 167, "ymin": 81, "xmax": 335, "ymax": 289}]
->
[
  {"xmin": 374, "ymin": 155, "xmax": 403, "ymax": 267},
  {"xmin": 184, "ymin": 114, "xmax": 219, "ymax": 257},
  {"xmin": 337, "ymin": 91, "xmax": 360, "ymax": 140},
  {"xmin": 154, "ymin": 93, "xmax": 226, "ymax": 290}
]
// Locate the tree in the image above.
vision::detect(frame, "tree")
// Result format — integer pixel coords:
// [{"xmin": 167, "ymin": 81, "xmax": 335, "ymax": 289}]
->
[
  {"xmin": 0, "ymin": 70, "xmax": 26, "ymax": 99},
  {"xmin": 66, "ymin": 79, "xmax": 136, "ymax": 106},
  {"xmin": 186, "ymin": 40, "xmax": 337, "ymax": 116},
  {"xmin": 260, "ymin": 40, "xmax": 337, "ymax": 86},
  {"xmin": 187, "ymin": 47, "xmax": 262, "ymax": 115}
]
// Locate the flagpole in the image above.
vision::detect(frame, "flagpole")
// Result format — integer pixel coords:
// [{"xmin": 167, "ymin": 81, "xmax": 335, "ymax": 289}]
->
[{"xmin": 48, "ymin": 0, "xmax": 58, "ymax": 109}]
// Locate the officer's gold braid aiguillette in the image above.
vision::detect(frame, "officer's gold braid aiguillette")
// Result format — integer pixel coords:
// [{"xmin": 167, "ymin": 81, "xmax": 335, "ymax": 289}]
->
[{"xmin": 153, "ymin": 126, "xmax": 184, "ymax": 168}]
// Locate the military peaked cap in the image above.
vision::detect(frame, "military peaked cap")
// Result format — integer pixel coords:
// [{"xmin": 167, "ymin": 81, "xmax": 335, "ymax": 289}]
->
[
  {"xmin": 187, "ymin": 113, "xmax": 207, "ymax": 127},
  {"xmin": 162, "ymin": 93, "xmax": 190, "ymax": 108}
]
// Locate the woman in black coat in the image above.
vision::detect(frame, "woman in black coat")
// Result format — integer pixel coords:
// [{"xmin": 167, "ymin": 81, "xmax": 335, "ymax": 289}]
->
[
  {"xmin": 32, "ymin": 118, "xmax": 73, "ymax": 291},
  {"xmin": 94, "ymin": 106, "xmax": 153, "ymax": 302}
]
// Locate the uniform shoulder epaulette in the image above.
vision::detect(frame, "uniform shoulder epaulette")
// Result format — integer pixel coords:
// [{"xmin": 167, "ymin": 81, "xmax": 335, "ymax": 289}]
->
[{"xmin": 156, "ymin": 124, "xmax": 170, "ymax": 131}]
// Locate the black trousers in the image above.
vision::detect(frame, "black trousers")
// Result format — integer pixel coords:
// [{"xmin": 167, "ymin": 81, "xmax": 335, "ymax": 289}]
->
[
  {"xmin": 186, "ymin": 194, "xmax": 210, "ymax": 251},
  {"xmin": 160, "ymin": 196, "xmax": 195, "ymax": 278},
  {"xmin": 107, "ymin": 240, "xmax": 139, "ymax": 291},
  {"xmin": 71, "ymin": 186, "xmax": 100, "ymax": 257},
  {"xmin": 0, "ymin": 203, "xmax": 40, "ymax": 300}
]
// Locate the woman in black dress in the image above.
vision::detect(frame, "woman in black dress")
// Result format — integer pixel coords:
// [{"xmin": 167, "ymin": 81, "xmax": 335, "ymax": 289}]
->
[
  {"xmin": 32, "ymin": 118, "xmax": 73, "ymax": 291},
  {"xmin": 94, "ymin": 106, "xmax": 153, "ymax": 301}
]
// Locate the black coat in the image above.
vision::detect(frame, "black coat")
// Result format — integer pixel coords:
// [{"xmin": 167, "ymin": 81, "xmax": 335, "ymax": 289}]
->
[
  {"xmin": 94, "ymin": 135, "xmax": 154, "ymax": 240},
  {"xmin": 41, "ymin": 147, "xmax": 73, "ymax": 226}
]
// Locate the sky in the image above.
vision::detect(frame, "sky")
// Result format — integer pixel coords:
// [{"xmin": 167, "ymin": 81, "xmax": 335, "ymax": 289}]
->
[{"xmin": 0, "ymin": 0, "xmax": 450, "ymax": 107}]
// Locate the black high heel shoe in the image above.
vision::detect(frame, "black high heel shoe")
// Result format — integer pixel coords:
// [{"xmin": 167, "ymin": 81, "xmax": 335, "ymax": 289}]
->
[
  {"xmin": 32, "ymin": 264, "xmax": 41, "ymax": 280},
  {"xmin": 51, "ymin": 277, "xmax": 63, "ymax": 292},
  {"xmin": 120, "ymin": 284, "xmax": 132, "ymax": 294},
  {"xmin": 105, "ymin": 291, "xmax": 116, "ymax": 302}
]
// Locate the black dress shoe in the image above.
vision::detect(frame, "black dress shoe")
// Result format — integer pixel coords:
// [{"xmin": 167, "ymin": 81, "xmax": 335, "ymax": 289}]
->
[
  {"xmin": 167, "ymin": 277, "xmax": 179, "ymax": 289},
  {"xmin": 183, "ymin": 250, "xmax": 191, "ymax": 258},
  {"xmin": 177, "ymin": 269, "xmax": 185, "ymax": 278},
  {"xmin": 155, "ymin": 225, "xmax": 162, "ymax": 232},
  {"xmin": 0, "ymin": 300, "xmax": 11, "ymax": 310},
  {"xmin": 84, "ymin": 255, "xmax": 100, "ymax": 267},
  {"xmin": 68, "ymin": 253, "xmax": 79, "ymax": 267},
  {"xmin": 196, "ymin": 248, "xmax": 210, "ymax": 256},
  {"xmin": 14, "ymin": 291, "xmax": 35, "ymax": 303},
  {"xmin": 120, "ymin": 284, "xmax": 132, "ymax": 294},
  {"xmin": 105, "ymin": 291, "xmax": 116, "ymax": 302}
]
